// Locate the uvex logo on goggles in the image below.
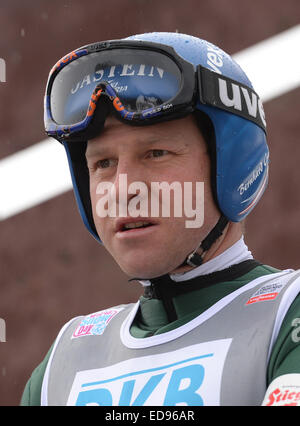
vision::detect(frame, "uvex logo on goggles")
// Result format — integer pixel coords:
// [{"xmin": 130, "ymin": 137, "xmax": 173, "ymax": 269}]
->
[{"xmin": 44, "ymin": 40, "xmax": 266, "ymax": 143}]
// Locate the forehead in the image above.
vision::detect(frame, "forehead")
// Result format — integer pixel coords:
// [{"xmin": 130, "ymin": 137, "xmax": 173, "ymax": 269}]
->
[{"xmin": 86, "ymin": 114, "xmax": 206, "ymax": 154}]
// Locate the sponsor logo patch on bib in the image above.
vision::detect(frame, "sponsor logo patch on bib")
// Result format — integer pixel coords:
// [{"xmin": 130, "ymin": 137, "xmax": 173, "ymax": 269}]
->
[
  {"xmin": 262, "ymin": 374, "xmax": 300, "ymax": 406},
  {"xmin": 72, "ymin": 308, "xmax": 123, "ymax": 339},
  {"xmin": 246, "ymin": 281, "xmax": 285, "ymax": 305}
]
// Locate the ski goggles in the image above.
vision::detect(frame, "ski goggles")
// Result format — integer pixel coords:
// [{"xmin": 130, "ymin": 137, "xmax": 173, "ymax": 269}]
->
[{"xmin": 44, "ymin": 40, "xmax": 266, "ymax": 143}]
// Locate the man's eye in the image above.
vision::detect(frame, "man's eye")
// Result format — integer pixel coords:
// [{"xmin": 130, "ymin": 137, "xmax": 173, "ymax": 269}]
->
[
  {"xmin": 149, "ymin": 149, "xmax": 169, "ymax": 158},
  {"xmin": 96, "ymin": 159, "xmax": 116, "ymax": 169}
]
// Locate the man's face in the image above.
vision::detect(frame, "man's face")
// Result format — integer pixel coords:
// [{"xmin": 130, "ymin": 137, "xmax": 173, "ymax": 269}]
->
[{"xmin": 86, "ymin": 114, "xmax": 220, "ymax": 278}]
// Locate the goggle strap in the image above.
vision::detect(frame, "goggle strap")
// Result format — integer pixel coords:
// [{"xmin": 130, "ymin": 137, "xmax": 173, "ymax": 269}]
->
[{"xmin": 197, "ymin": 66, "xmax": 267, "ymax": 133}]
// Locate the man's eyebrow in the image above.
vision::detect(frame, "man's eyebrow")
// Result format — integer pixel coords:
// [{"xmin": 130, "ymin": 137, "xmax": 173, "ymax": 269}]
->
[
  {"xmin": 136, "ymin": 136, "xmax": 174, "ymax": 146},
  {"xmin": 85, "ymin": 135, "xmax": 176, "ymax": 158},
  {"xmin": 85, "ymin": 144, "xmax": 110, "ymax": 159}
]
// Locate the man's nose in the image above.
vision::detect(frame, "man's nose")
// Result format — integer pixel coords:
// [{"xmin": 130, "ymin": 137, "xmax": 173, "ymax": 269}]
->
[{"xmin": 113, "ymin": 158, "xmax": 149, "ymax": 209}]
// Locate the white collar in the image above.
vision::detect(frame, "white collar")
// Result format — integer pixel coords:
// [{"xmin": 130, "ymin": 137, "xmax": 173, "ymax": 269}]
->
[{"xmin": 139, "ymin": 236, "xmax": 253, "ymax": 286}]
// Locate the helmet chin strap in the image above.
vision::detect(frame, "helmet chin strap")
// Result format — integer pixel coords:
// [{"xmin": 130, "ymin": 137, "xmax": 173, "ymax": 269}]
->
[{"xmin": 180, "ymin": 215, "xmax": 229, "ymax": 268}]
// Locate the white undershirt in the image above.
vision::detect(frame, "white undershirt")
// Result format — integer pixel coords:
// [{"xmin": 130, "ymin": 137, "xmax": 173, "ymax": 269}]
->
[{"xmin": 139, "ymin": 236, "xmax": 253, "ymax": 286}]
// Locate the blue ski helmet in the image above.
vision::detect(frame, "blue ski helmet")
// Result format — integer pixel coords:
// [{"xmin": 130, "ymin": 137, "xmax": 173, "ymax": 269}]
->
[{"xmin": 47, "ymin": 32, "xmax": 269, "ymax": 243}]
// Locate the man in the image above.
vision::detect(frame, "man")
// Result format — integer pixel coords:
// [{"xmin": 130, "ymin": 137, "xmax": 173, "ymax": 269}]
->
[{"xmin": 21, "ymin": 32, "xmax": 300, "ymax": 406}]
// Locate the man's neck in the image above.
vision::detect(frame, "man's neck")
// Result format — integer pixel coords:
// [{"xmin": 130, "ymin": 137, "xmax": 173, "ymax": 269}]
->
[
  {"xmin": 139, "ymin": 234, "xmax": 252, "ymax": 287},
  {"xmin": 171, "ymin": 221, "xmax": 243, "ymax": 275},
  {"xmin": 170, "ymin": 236, "xmax": 253, "ymax": 281}
]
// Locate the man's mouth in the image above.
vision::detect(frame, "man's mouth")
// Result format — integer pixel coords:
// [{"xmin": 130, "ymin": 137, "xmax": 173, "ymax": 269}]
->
[
  {"xmin": 122, "ymin": 221, "xmax": 154, "ymax": 231},
  {"xmin": 116, "ymin": 219, "xmax": 157, "ymax": 233}
]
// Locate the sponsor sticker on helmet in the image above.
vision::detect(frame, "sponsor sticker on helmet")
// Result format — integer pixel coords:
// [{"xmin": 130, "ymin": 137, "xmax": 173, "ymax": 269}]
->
[
  {"xmin": 72, "ymin": 308, "xmax": 124, "ymax": 339},
  {"xmin": 238, "ymin": 153, "xmax": 269, "ymax": 196}
]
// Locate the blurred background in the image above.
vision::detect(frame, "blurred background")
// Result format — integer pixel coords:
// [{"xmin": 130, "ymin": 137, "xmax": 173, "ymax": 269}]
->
[{"xmin": 0, "ymin": 0, "xmax": 299, "ymax": 405}]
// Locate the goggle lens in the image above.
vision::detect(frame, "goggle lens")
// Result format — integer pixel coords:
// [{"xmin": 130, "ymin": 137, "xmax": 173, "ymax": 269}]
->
[{"xmin": 50, "ymin": 49, "xmax": 182, "ymax": 125}]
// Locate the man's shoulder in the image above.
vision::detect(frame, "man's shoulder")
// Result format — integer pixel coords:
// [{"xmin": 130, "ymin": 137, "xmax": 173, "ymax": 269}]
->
[{"xmin": 20, "ymin": 344, "xmax": 54, "ymax": 406}]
